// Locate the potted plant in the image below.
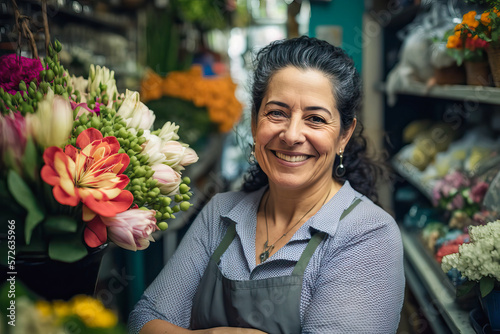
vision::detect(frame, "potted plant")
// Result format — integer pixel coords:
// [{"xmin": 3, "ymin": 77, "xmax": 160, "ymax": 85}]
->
[{"xmin": 445, "ymin": 10, "xmax": 491, "ymax": 86}]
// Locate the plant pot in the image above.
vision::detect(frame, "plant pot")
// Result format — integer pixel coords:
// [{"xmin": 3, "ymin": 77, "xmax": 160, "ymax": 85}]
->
[
  {"xmin": 487, "ymin": 46, "xmax": 500, "ymax": 87},
  {"xmin": 465, "ymin": 61, "xmax": 491, "ymax": 86},
  {"xmin": 1, "ymin": 244, "xmax": 108, "ymax": 301},
  {"xmin": 479, "ymin": 289, "xmax": 500, "ymax": 331},
  {"xmin": 434, "ymin": 64, "xmax": 466, "ymax": 85}
]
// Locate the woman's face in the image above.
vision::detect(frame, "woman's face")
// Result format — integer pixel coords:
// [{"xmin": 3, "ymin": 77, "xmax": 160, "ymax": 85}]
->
[{"xmin": 252, "ymin": 66, "xmax": 355, "ymax": 191}]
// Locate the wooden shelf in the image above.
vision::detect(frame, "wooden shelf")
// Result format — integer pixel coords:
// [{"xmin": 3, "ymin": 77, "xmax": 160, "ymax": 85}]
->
[{"xmin": 377, "ymin": 81, "xmax": 500, "ymax": 106}]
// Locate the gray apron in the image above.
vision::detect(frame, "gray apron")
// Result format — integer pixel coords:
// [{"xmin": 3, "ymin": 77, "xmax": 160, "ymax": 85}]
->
[{"xmin": 190, "ymin": 198, "xmax": 361, "ymax": 334}]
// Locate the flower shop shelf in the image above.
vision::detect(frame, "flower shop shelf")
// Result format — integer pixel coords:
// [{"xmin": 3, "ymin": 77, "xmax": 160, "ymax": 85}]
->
[
  {"xmin": 377, "ymin": 81, "xmax": 500, "ymax": 106},
  {"xmin": 392, "ymin": 156, "xmax": 434, "ymax": 202},
  {"xmin": 401, "ymin": 227, "xmax": 476, "ymax": 334}
]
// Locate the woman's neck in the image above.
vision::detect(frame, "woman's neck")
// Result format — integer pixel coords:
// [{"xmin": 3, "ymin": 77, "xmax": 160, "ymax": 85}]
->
[{"xmin": 264, "ymin": 179, "xmax": 342, "ymax": 229}]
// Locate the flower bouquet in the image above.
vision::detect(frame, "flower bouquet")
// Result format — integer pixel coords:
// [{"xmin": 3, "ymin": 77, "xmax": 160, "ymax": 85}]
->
[
  {"xmin": 0, "ymin": 41, "xmax": 199, "ymax": 265},
  {"xmin": 432, "ymin": 170, "xmax": 489, "ymax": 230}
]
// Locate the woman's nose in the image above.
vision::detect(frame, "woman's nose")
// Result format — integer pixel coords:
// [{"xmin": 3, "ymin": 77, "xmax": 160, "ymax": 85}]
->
[{"xmin": 279, "ymin": 116, "xmax": 305, "ymax": 146}]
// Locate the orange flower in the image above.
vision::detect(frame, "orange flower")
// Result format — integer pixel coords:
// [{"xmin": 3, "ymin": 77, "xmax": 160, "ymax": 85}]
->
[
  {"xmin": 41, "ymin": 128, "xmax": 134, "ymax": 246},
  {"xmin": 462, "ymin": 11, "xmax": 479, "ymax": 30},
  {"xmin": 481, "ymin": 11, "xmax": 492, "ymax": 26},
  {"xmin": 447, "ymin": 35, "xmax": 462, "ymax": 49}
]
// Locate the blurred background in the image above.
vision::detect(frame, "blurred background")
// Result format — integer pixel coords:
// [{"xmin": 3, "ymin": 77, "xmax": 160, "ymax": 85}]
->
[{"xmin": 1, "ymin": 0, "xmax": 500, "ymax": 333}]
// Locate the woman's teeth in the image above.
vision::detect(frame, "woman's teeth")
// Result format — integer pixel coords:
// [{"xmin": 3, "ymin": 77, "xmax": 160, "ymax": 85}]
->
[{"xmin": 275, "ymin": 151, "xmax": 308, "ymax": 162}]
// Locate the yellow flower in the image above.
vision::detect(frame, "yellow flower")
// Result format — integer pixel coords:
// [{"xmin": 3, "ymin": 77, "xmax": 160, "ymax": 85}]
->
[
  {"xmin": 35, "ymin": 300, "xmax": 53, "ymax": 317},
  {"xmin": 70, "ymin": 295, "xmax": 118, "ymax": 328}
]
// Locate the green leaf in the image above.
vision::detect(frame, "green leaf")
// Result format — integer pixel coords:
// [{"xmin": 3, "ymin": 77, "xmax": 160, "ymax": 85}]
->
[
  {"xmin": 21, "ymin": 137, "xmax": 38, "ymax": 182},
  {"xmin": 48, "ymin": 235, "xmax": 88, "ymax": 263},
  {"xmin": 7, "ymin": 170, "xmax": 45, "ymax": 244},
  {"xmin": 480, "ymin": 276, "xmax": 495, "ymax": 297},
  {"xmin": 456, "ymin": 280, "xmax": 477, "ymax": 297},
  {"xmin": 44, "ymin": 216, "xmax": 78, "ymax": 234}
]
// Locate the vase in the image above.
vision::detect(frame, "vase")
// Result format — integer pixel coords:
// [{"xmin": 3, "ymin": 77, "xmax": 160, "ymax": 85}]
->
[
  {"xmin": 464, "ymin": 61, "xmax": 491, "ymax": 86},
  {"xmin": 487, "ymin": 46, "xmax": 500, "ymax": 87},
  {"xmin": 479, "ymin": 289, "xmax": 500, "ymax": 331},
  {"xmin": 1, "ymin": 244, "xmax": 108, "ymax": 301},
  {"xmin": 434, "ymin": 64, "xmax": 466, "ymax": 85}
]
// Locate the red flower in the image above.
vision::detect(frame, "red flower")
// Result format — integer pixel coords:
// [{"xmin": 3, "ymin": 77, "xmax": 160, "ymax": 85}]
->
[{"xmin": 41, "ymin": 128, "xmax": 134, "ymax": 246}]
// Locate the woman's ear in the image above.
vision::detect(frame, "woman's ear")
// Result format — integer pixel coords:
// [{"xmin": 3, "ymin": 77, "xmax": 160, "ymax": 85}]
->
[{"xmin": 341, "ymin": 118, "xmax": 357, "ymax": 148}]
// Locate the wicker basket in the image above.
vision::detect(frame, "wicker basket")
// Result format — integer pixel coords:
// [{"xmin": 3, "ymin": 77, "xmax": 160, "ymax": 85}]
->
[
  {"xmin": 464, "ymin": 61, "xmax": 491, "ymax": 86},
  {"xmin": 487, "ymin": 46, "xmax": 500, "ymax": 87},
  {"xmin": 434, "ymin": 65, "xmax": 466, "ymax": 85}
]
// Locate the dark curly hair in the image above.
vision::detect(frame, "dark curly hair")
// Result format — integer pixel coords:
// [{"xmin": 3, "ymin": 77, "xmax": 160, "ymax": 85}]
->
[{"xmin": 242, "ymin": 36, "xmax": 388, "ymax": 204}]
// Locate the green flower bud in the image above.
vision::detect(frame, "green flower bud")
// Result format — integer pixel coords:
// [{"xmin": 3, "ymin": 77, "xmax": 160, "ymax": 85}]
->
[
  {"xmin": 118, "ymin": 127, "xmax": 128, "ymax": 138},
  {"xmin": 91, "ymin": 116, "xmax": 101, "ymax": 129},
  {"xmin": 163, "ymin": 197, "xmax": 172, "ymax": 205},
  {"xmin": 28, "ymin": 87, "xmax": 35, "ymax": 98},
  {"xmin": 158, "ymin": 222, "xmax": 168, "ymax": 230},
  {"xmin": 182, "ymin": 176, "xmax": 191, "ymax": 185},
  {"xmin": 36, "ymin": 91, "xmax": 43, "ymax": 101},
  {"xmin": 46, "ymin": 69, "xmax": 55, "ymax": 82},
  {"xmin": 79, "ymin": 113, "xmax": 88, "ymax": 124},
  {"xmin": 174, "ymin": 194, "xmax": 183, "ymax": 202},
  {"xmin": 48, "ymin": 44, "xmax": 55, "ymax": 56},
  {"xmin": 54, "ymin": 39, "xmax": 62, "ymax": 52},
  {"xmin": 182, "ymin": 194, "xmax": 191, "ymax": 201},
  {"xmin": 162, "ymin": 212, "xmax": 171, "ymax": 220},
  {"xmin": 19, "ymin": 81, "xmax": 27, "ymax": 92},
  {"xmin": 76, "ymin": 125, "xmax": 86, "ymax": 136},
  {"xmin": 166, "ymin": 206, "xmax": 173, "ymax": 214},
  {"xmin": 134, "ymin": 167, "xmax": 146, "ymax": 177},
  {"xmin": 172, "ymin": 205, "xmax": 180, "ymax": 213},
  {"xmin": 102, "ymin": 95, "xmax": 109, "ymax": 106},
  {"xmin": 40, "ymin": 70, "xmax": 46, "ymax": 80},
  {"xmin": 132, "ymin": 178, "xmax": 141, "ymax": 186},
  {"xmin": 118, "ymin": 148, "xmax": 126, "ymax": 154},
  {"xmin": 131, "ymin": 185, "xmax": 141, "ymax": 192},
  {"xmin": 179, "ymin": 184, "xmax": 190, "ymax": 194},
  {"xmin": 137, "ymin": 129, "xmax": 144, "ymax": 137},
  {"xmin": 180, "ymin": 202, "xmax": 192, "ymax": 211},
  {"xmin": 145, "ymin": 170, "xmax": 154, "ymax": 179}
]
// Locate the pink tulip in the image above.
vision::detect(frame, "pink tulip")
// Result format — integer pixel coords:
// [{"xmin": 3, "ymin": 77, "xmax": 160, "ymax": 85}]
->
[
  {"xmin": 151, "ymin": 164, "xmax": 181, "ymax": 195},
  {"xmin": 180, "ymin": 147, "xmax": 199, "ymax": 167},
  {"xmin": 161, "ymin": 140, "xmax": 185, "ymax": 169},
  {"xmin": 101, "ymin": 208, "xmax": 158, "ymax": 251},
  {"xmin": 0, "ymin": 112, "xmax": 27, "ymax": 172}
]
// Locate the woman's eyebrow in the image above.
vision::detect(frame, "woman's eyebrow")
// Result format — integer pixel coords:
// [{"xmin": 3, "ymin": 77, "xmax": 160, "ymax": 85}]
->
[{"xmin": 265, "ymin": 101, "xmax": 332, "ymax": 116}]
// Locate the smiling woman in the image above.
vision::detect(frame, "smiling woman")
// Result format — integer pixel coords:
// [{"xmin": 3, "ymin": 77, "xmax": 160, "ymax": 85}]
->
[{"xmin": 129, "ymin": 36, "xmax": 405, "ymax": 334}]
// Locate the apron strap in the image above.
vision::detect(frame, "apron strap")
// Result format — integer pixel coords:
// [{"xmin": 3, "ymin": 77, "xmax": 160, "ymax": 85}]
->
[
  {"xmin": 211, "ymin": 222, "xmax": 237, "ymax": 263},
  {"xmin": 292, "ymin": 197, "xmax": 362, "ymax": 276}
]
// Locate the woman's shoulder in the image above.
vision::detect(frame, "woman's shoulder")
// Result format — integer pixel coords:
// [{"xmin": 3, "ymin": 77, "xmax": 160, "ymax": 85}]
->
[
  {"xmin": 205, "ymin": 188, "xmax": 263, "ymax": 217},
  {"xmin": 338, "ymin": 193, "xmax": 400, "ymax": 241}
]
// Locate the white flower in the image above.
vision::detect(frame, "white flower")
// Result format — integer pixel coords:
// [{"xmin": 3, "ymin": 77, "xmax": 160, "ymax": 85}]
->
[
  {"xmin": 158, "ymin": 121, "xmax": 180, "ymax": 142},
  {"xmin": 441, "ymin": 220, "xmax": 500, "ymax": 282},
  {"xmin": 161, "ymin": 140, "xmax": 185, "ymax": 169},
  {"xmin": 151, "ymin": 164, "xmax": 181, "ymax": 195},
  {"xmin": 117, "ymin": 90, "xmax": 155, "ymax": 131},
  {"xmin": 180, "ymin": 147, "xmax": 199, "ymax": 167},
  {"xmin": 26, "ymin": 88, "xmax": 73, "ymax": 148},
  {"xmin": 141, "ymin": 132, "xmax": 167, "ymax": 165},
  {"xmin": 88, "ymin": 64, "xmax": 118, "ymax": 107}
]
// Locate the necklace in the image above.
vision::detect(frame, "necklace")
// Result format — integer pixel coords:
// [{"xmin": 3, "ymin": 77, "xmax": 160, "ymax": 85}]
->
[{"xmin": 259, "ymin": 186, "xmax": 332, "ymax": 263}]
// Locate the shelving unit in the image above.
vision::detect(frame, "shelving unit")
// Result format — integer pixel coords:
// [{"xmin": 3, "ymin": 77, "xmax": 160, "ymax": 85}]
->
[{"xmin": 370, "ymin": 2, "xmax": 500, "ymax": 333}]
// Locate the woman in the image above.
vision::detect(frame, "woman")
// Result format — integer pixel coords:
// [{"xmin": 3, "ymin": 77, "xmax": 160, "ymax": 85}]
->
[{"xmin": 129, "ymin": 36, "xmax": 405, "ymax": 334}]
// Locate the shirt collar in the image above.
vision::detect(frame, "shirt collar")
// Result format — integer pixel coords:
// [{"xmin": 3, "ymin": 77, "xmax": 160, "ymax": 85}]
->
[{"xmin": 221, "ymin": 181, "xmax": 359, "ymax": 238}]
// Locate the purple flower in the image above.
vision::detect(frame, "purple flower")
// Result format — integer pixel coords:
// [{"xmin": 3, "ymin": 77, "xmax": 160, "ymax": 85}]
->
[
  {"xmin": 470, "ymin": 181, "xmax": 489, "ymax": 204},
  {"xmin": 0, "ymin": 54, "xmax": 43, "ymax": 96},
  {"xmin": 451, "ymin": 193, "xmax": 465, "ymax": 210}
]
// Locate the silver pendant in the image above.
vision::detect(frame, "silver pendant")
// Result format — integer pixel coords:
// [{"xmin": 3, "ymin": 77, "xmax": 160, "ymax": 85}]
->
[{"xmin": 259, "ymin": 242, "xmax": 274, "ymax": 263}]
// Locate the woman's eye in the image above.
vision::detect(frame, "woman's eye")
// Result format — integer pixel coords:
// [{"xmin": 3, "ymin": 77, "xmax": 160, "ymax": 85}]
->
[
  {"xmin": 267, "ymin": 110, "xmax": 286, "ymax": 117},
  {"xmin": 308, "ymin": 115, "xmax": 326, "ymax": 124}
]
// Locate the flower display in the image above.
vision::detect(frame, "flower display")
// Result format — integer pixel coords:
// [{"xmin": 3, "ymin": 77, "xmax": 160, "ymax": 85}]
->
[
  {"xmin": 441, "ymin": 220, "xmax": 500, "ymax": 297},
  {"xmin": 0, "ymin": 42, "xmax": 198, "ymax": 263},
  {"xmin": 141, "ymin": 66, "xmax": 242, "ymax": 133},
  {"xmin": 432, "ymin": 170, "xmax": 489, "ymax": 229},
  {"xmin": 445, "ymin": 11, "xmax": 490, "ymax": 65}
]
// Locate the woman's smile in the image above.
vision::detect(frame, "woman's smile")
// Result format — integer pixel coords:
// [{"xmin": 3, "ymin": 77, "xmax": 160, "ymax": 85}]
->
[{"xmin": 273, "ymin": 150, "xmax": 311, "ymax": 163}]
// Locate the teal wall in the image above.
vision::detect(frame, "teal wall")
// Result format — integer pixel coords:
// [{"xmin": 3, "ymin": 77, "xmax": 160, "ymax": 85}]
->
[{"xmin": 309, "ymin": 0, "xmax": 365, "ymax": 72}]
